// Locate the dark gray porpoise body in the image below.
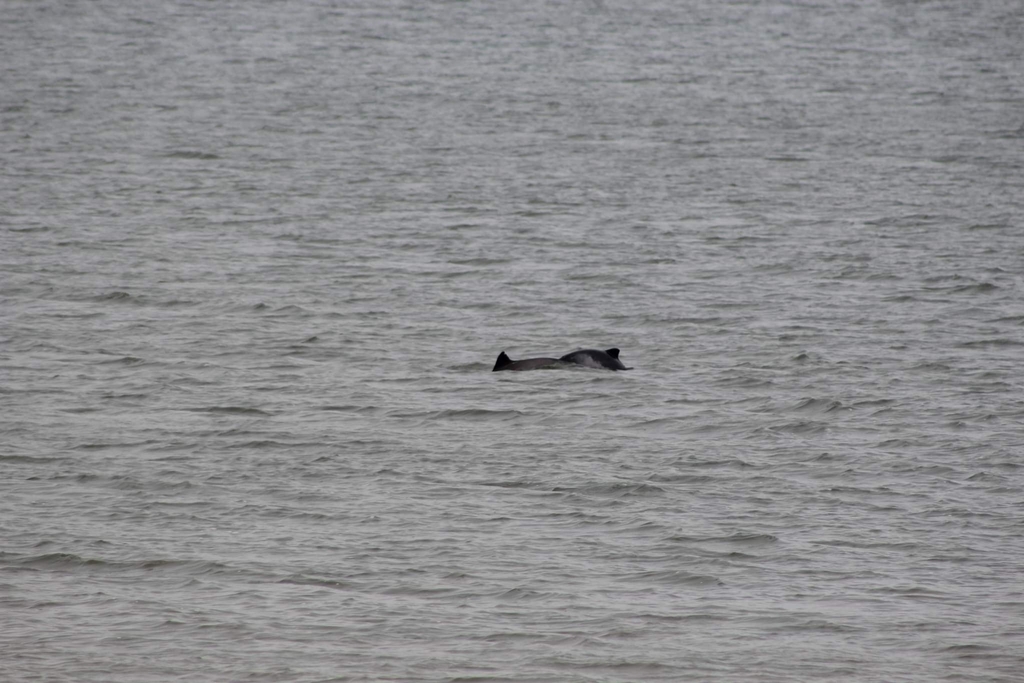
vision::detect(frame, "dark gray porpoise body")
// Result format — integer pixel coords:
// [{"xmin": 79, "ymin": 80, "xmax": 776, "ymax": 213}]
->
[
  {"xmin": 492, "ymin": 352, "xmax": 563, "ymax": 372},
  {"xmin": 559, "ymin": 348, "xmax": 630, "ymax": 371},
  {"xmin": 493, "ymin": 348, "xmax": 630, "ymax": 371}
]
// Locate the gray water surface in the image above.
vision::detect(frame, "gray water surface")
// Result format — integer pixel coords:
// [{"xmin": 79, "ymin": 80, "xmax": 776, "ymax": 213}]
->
[{"xmin": 3, "ymin": 1, "xmax": 1024, "ymax": 681}]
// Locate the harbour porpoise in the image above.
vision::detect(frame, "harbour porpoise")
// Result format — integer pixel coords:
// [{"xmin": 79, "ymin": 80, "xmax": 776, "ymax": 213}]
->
[
  {"xmin": 492, "ymin": 351, "xmax": 563, "ymax": 372},
  {"xmin": 559, "ymin": 348, "xmax": 631, "ymax": 371},
  {"xmin": 492, "ymin": 348, "xmax": 630, "ymax": 371}
]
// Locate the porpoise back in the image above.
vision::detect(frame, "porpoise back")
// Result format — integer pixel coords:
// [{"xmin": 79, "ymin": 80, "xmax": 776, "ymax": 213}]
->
[
  {"xmin": 493, "ymin": 351, "xmax": 563, "ymax": 372},
  {"xmin": 559, "ymin": 348, "xmax": 630, "ymax": 371}
]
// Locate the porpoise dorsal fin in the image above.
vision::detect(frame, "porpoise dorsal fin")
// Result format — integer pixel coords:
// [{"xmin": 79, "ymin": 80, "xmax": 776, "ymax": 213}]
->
[
  {"xmin": 605, "ymin": 348, "xmax": 620, "ymax": 359},
  {"xmin": 493, "ymin": 351, "xmax": 513, "ymax": 372}
]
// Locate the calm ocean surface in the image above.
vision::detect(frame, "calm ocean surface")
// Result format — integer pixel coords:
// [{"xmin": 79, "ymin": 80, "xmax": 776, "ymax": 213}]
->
[{"xmin": 2, "ymin": 1, "xmax": 1023, "ymax": 681}]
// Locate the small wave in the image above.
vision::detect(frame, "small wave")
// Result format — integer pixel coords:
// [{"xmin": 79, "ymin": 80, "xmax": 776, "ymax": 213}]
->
[
  {"xmin": 673, "ymin": 316, "xmax": 725, "ymax": 325},
  {"xmin": 551, "ymin": 482, "xmax": 666, "ymax": 499},
  {"xmin": 98, "ymin": 356, "xmax": 145, "ymax": 366},
  {"xmin": 135, "ymin": 559, "xmax": 229, "ymax": 574},
  {"xmin": 438, "ymin": 269, "xmax": 480, "ymax": 280},
  {"xmin": 948, "ymin": 282, "xmax": 999, "ymax": 294},
  {"xmin": 164, "ymin": 150, "xmax": 221, "ymax": 160},
  {"xmin": 965, "ymin": 471, "xmax": 1002, "ymax": 482},
  {"xmin": 866, "ymin": 272, "xmax": 902, "ymax": 281},
  {"xmin": 851, "ymin": 398, "xmax": 894, "ymax": 408},
  {"xmin": 686, "ymin": 458, "xmax": 755, "ymax": 469},
  {"xmin": 716, "ymin": 375, "xmax": 774, "ymax": 388},
  {"xmin": 442, "ymin": 225, "xmax": 489, "ymax": 234},
  {"xmin": 908, "ymin": 361, "xmax": 951, "ymax": 372},
  {"xmin": 958, "ymin": 338, "xmax": 1024, "ymax": 348},
  {"xmin": 185, "ymin": 406, "xmax": 272, "ymax": 416},
  {"xmin": 810, "ymin": 452, "xmax": 843, "ymax": 462},
  {"xmin": 780, "ymin": 618, "xmax": 863, "ymax": 633},
  {"xmin": 757, "ymin": 420, "xmax": 827, "ymax": 435},
  {"xmin": 648, "ymin": 473, "xmax": 715, "ymax": 484},
  {"xmin": 319, "ymin": 405, "xmax": 379, "ymax": 415},
  {"xmin": 265, "ymin": 304, "xmax": 314, "ymax": 317},
  {"xmin": 50, "ymin": 311, "xmax": 105, "ymax": 320},
  {"xmin": 156, "ymin": 298, "xmax": 198, "ymax": 308},
  {"xmin": 15, "ymin": 552, "xmax": 108, "ymax": 570},
  {"xmin": 452, "ymin": 361, "xmax": 499, "ymax": 372},
  {"xmin": 475, "ymin": 480, "xmax": 542, "ymax": 490},
  {"xmin": 278, "ymin": 575, "xmax": 355, "ymax": 591},
  {"xmin": 226, "ymin": 439, "xmax": 292, "ymax": 450},
  {"xmin": 8, "ymin": 225, "xmax": 51, "ymax": 233},
  {"xmin": 94, "ymin": 291, "xmax": 133, "ymax": 301},
  {"xmin": 496, "ymin": 587, "xmax": 550, "ymax": 601},
  {"xmin": 71, "ymin": 440, "xmax": 156, "ymax": 451},
  {"xmin": 866, "ymin": 213, "xmax": 944, "ymax": 228},
  {"xmin": 988, "ymin": 314, "xmax": 1024, "ymax": 324},
  {"xmin": 388, "ymin": 408, "xmax": 526, "ymax": 422},
  {"xmin": 634, "ymin": 612, "xmax": 728, "ymax": 624},
  {"xmin": 0, "ymin": 454, "xmax": 65, "ymax": 464},
  {"xmin": 717, "ymin": 532, "xmax": 778, "ymax": 545},
  {"xmin": 942, "ymin": 644, "xmax": 996, "ymax": 658},
  {"xmin": 382, "ymin": 584, "xmax": 459, "ymax": 597},
  {"xmin": 824, "ymin": 485, "xmax": 896, "ymax": 497},
  {"xmin": 101, "ymin": 392, "xmax": 149, "ymax": 400},
  {"xmin": 791, "ymin": 397, "xmax": 846, "ymax": 413},
  {"xmin": 632, "ymin": 416, "xmax": 686, "ymax": 428},
  {"xmin": 870, "ymin": 584, "xmax": 947, "ymax": 599},
  {"xmin": 816, "ymin": 539, "xmax": 920, "ymax": 551},
  {"xmin": 670, "ymin": 532, "xmax": 778, "ymax": 545},
  {"xmin": 624, "ymin": 570, "xmax": 723, "ymax": 586},
  {"xmin": 48, "ymin": 472, "xmax": 193, "ymax": 492}
]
